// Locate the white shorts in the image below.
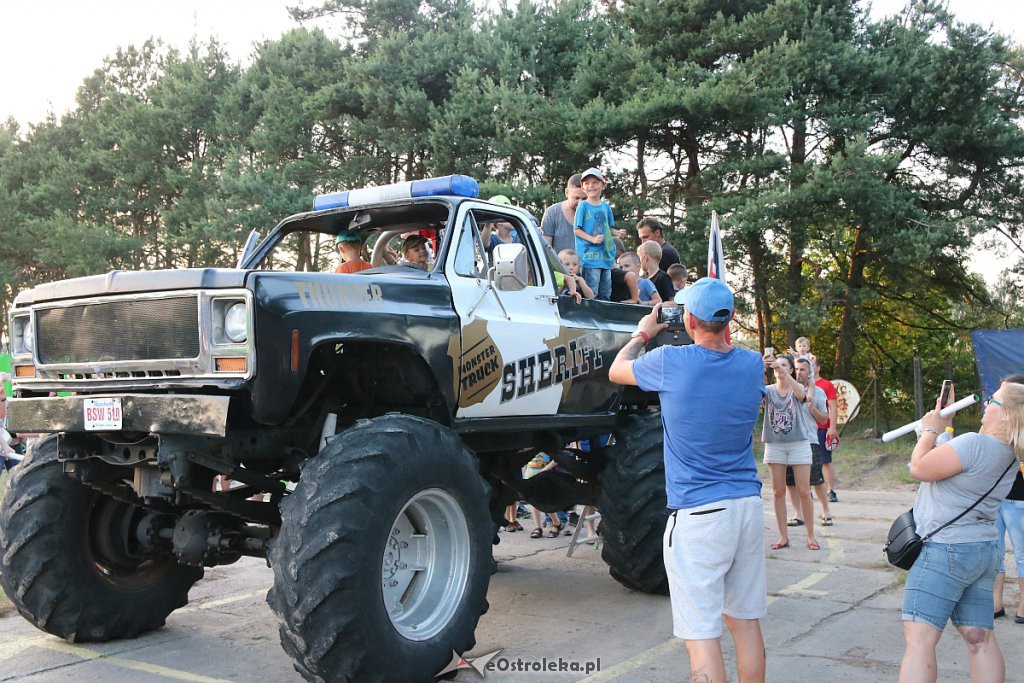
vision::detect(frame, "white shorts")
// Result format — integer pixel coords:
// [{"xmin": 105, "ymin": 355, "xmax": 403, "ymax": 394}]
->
[
  {"xmin": 663, "ymin": 496, "xmax": 767, "ymax": 640},
  {"xmin": 763, "ymin": 441, "xmax": 812, "ymax": 465}
]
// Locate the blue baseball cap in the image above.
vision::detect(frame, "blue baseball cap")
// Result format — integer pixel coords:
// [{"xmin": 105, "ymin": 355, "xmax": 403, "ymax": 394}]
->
[{"xmin": 675, "ymin": 277, "xmax": 734, "ymax": 322}]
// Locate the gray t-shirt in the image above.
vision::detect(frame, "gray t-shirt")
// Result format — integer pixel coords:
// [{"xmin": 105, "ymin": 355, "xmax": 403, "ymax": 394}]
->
[
  {"xmin": 762, "ymin": 385, "xmax": 814, "ymax": 444},
  {"xmin": 803, "ymin": 386, "xmax": 827, "ymax": 442},
  {"xmin": 541, "ymin": 203, "xmax": 575, "ymax": 254},
  {"xmin": 913, "ymin": 432, "xmax": 1018, "ymax": 543}
]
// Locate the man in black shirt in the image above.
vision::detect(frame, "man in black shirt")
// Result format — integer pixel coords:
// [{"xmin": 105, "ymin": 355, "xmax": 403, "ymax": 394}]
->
[
  {"xmin": 638, "ymin": 241, "xmax": 676, "ymax": 303},
  {"xmin": 637, "ymin": 217, "xmax": 680, "ymax": 272}
]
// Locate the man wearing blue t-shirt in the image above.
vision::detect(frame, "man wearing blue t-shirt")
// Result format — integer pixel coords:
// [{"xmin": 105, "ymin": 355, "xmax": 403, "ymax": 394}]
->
[{"xmin": 609, "ymin": 277, "xmax": 768, "ymax": 683}]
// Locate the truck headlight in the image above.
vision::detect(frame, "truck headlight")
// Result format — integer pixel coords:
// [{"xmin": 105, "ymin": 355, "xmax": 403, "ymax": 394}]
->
[
  {"xmin": 223, "ymin": 303, "xmax": 248, "ymax": 343},
  {"xmin": 12, "ymin": 315, "xmax": 34, "ymax": 354}
]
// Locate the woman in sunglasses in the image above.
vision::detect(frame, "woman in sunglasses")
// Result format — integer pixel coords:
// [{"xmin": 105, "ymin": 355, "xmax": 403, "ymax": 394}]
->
[{"xmin": 899, "ymin": 379, "xmax": 1024, "ymax": 682}]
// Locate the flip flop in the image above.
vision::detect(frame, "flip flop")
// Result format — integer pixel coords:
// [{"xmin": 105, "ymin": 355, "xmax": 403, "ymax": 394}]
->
[
  {"xmin": 821, "ymin": 516, "xmax": 833, "ymax": 526},
  {"xmin": 787, "ymin": 518, "xmax": 805, "ymax": 527},
  {"xmin": 807, "ymin": 541, "xmax": 821, "ymax": 551},
  {"xmin": 771, "ymin": 540, "xmax": 789, "ymax": 550}
]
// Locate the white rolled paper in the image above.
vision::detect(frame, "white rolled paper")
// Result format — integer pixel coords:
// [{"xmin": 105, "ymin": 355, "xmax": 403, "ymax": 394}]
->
[{"xmin": 881, "ymin": 394, "xmax": 980, "ymax": 443}]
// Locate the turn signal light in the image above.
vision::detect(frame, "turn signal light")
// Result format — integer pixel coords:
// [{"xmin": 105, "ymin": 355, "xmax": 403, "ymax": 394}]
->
[
  {"xmin": 214, "ymin": 357, "xmax": 247, "ymax": 373},
  {"xmin": 14, "ymin": 365, "xmax": 36, "ymax": 378}
]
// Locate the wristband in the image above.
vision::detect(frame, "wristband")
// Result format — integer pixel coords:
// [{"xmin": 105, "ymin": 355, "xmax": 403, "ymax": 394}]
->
[
  {"xmin": 921, "ymin": 428, "xmax": 940, "ymax": 436},
  {"xmin": 630, "ymin": 330, "xmax": 649, "ymax": 345}
]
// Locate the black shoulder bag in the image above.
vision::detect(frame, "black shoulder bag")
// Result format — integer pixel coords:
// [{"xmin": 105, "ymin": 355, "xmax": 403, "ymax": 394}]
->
[{"xmin": 884, "ymin": 457, "xmax": 1017, "ymax": 570}]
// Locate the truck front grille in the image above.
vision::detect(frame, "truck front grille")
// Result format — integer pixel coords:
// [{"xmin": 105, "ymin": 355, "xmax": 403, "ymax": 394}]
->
[{"xmin": 36, "ymin": 296, "xmax": 201, "ymax": 364}]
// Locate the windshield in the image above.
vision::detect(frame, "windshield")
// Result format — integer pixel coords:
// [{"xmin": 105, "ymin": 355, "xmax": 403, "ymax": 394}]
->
[{"xmin": 250, "ymin": 201, "xmax": 452, "ymax": 274}]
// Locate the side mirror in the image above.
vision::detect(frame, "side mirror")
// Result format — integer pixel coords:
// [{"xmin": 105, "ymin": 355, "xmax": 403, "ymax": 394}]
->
[{"xmin": 492, "ymin": 243, "xmax": 529, "ymax": 292}]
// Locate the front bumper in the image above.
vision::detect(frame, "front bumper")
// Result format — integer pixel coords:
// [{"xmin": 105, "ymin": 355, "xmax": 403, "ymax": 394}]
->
[{"xmin": 7, "ymin": 394, "xmax": 231, "ymax": 437}]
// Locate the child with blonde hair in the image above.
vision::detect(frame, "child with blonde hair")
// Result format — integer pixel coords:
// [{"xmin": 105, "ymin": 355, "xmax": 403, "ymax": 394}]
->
[
  {"xmin": 788, "ymin": 336, "xmax": 817, "ymax": 382},
  {"xmin": 558, "ymin": 249, "xmax": 595, "ymax": 300}
]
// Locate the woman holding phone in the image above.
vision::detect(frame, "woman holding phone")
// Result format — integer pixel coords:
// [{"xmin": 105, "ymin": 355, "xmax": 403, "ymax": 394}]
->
[
  {"xmin": 761, "ymin": 354, "xmax": 818, "ymax": 550},
  {"xmin": 899, "ymin": 379, "xmax": 1024, "ymax": 682}
]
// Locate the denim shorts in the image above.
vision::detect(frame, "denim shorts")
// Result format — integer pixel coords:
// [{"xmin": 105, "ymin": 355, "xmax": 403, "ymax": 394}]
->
[
  {"xmin": 996, "ymin": 499, "xmax": 1024, "ymax": 575},
  {"xmin": 902, "ymin": 540, "xmax": 999, "ymax": 631}
]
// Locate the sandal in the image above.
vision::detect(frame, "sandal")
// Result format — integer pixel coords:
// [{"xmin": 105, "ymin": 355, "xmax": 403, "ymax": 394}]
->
[
  {"xmin": 786, "ymin": 518, "xmax": 805, "ymax": 527},
  {"xmin": 530, "ymin": 528, "xmax": 543, "ymax": 539},
  {"xmin": 771, "ymin": 540, "xmax": 789, "ymax": 550},
  {"xmin": 505, "ymin": 523, "xmax": 517, "ymax": 532},
  {"xmin": 807, "ymin": 541, "xmax": 821, "ymax": 551},
  {"xmin": 514, "ymin": 521, "xmax": 524, "ymax": 531},
  {"xmin": 820, "ymin": 516, "xmax": 833, "ymax": 527},
  {"xmin": 547, "ymin": 524, "xmax": 563, "ymax": 538}
]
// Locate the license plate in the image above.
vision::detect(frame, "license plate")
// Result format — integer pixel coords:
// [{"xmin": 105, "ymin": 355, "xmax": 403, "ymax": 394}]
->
[{"xmin": 83, "ymin": 398, "xmax": 123, "ymax": 431}]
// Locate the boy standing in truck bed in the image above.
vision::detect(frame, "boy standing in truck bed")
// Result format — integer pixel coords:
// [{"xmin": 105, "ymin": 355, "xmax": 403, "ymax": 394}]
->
[{"xmin": 573, "ymin": 167, "xmax": 616, "ymax": 300}]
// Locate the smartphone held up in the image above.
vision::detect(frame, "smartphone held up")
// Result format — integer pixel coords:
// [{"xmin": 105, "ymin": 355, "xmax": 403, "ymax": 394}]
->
[
  {"xmin": 658, "ymin": 304, "xmax": 684, "ymax": 329},
  {"xmin": 939, "ymin": 379, "xmax": 953, "ymax": 408}
]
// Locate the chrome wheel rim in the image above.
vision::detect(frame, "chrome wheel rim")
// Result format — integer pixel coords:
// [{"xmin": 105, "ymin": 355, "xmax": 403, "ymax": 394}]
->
[{"xmin": 382, "ymin": 488, "xmax": 470, "ymax": 640}]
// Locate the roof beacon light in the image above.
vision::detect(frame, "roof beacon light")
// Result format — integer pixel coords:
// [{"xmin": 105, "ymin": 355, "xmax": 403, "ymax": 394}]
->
[{"xmin": 313, "ymin": 175, "xmax": 479, "ymax": 211}]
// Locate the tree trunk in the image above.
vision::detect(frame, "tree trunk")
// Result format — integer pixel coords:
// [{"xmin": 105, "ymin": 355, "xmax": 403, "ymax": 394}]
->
[
  {"xmin": 747, "ymin": 234, "xmax": 773, "ymax": 351},
  {"xmin": 785, "ymin": 113, "xmax": 807, "ymax": 347},
  {"xmin": 835, "ymin": 226, "xmax": 868, "ymax": 378},
  {"xmin": 636, "ymin": 133, "xmax": 648, "ymax": 199},
  {"xmin": 682, "ymin": 128, "xmax": 702, "ymax": 210},
  {"xmin": 668, "ymin": 142, "xmax": 683, "ymax": 228}
]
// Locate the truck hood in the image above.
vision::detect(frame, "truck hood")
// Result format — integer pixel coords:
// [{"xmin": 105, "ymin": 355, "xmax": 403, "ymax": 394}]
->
[{"xmin": 13, "ymin": 268, "xmax": 249, "ymax": 307}]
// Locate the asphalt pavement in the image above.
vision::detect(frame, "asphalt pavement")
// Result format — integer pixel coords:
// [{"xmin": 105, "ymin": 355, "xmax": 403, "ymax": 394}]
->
[{"xmin": 1, "ymin": 488, "xmax": 1021, "ymax": 682}]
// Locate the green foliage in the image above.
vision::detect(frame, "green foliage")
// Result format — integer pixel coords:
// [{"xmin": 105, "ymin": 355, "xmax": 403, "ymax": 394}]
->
[{"xmin": 1, "ymin": 0, "xmax": 1022, "ymax": 406}]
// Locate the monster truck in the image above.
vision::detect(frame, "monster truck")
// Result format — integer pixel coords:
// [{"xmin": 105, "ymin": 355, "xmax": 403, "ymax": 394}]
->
[{"xmin": 0, "ymin": 175, "xmax": 683, "ymax": 682}]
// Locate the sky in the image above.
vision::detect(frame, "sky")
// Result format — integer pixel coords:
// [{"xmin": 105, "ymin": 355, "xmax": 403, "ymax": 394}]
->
[
  {"xmin": 0, "ymin": 1, "xmax": 302, "ymax": 126},
  {"xmin": 1, "ymin": 0, "xmax": 1021, "ymax": 277},
  {"xmin": 2, "ymin": 0, "xmax": 1020, "ymax": 126}
]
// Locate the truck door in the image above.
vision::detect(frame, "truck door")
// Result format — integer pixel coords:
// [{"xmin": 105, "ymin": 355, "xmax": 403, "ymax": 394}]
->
[{"xmin": 446, "ymin": 204, "xmax": 574, "ymax": 418}]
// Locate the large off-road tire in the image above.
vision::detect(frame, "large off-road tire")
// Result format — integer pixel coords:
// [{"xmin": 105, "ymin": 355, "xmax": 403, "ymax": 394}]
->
[
  {"xmin": 267, "ymin": 414, "xmax": 494, "ymax": 683},
  {"xmin": 0, "ymin": 435, "xmax": 203, "ymax": 641},
  {"xmin": 598, "ymin": 412, "xmax": 670, "ymax": 595}
]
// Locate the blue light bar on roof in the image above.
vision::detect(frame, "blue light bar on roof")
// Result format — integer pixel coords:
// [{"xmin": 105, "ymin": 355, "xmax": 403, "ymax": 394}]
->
[{"xmin": 313, "ymin": 175, "xmax": 479, "ymax": 211}]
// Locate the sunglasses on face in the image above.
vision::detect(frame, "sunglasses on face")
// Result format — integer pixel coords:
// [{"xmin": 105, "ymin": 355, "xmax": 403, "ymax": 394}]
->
[{"xmin": 985, "ymin": 396, "xmax": 1003, "ymax": 408}]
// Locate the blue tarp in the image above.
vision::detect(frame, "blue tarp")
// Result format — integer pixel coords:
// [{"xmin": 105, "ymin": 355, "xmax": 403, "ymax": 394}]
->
[{"xmin": 971, "ymin": 329, "xmax": 1024, "ymax": 396}]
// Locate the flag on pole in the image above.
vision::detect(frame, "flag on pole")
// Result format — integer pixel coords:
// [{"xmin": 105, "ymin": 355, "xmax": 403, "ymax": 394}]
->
[
  {"xmin": 707, "ymin": 211, "xmax": 727, "ymax": 282},
  {"xmin": 707, "ymin": 211, "xmax": 731, "ymax": 342}
]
